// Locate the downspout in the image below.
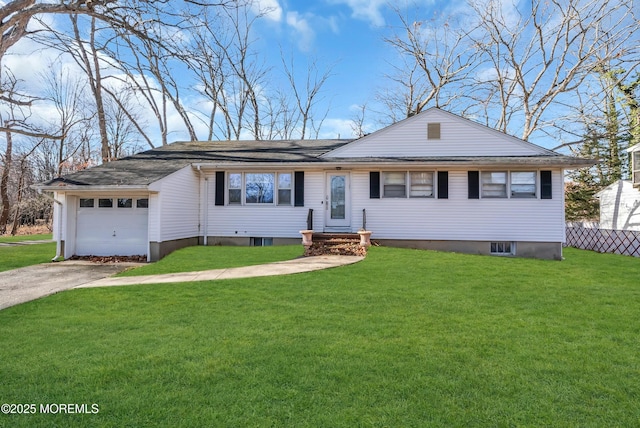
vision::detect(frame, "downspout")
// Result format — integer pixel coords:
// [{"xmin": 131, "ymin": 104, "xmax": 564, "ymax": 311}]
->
[
  {"xmin": 197, "ymin": 166, "xmax": 208, "ymax": 246},
  {"xmin": 37, "ymin": 189, "xmax": 63, "ymax": 261}
]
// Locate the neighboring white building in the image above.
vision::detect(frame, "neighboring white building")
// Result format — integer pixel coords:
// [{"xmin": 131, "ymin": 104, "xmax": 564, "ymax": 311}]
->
[
  {"xmin": 594, "ymin": 144, "xmax": 640, "ymax": 231},
  {"xmin": 595, "ymin": 180, "xmax": 640, "ymax": 231},
  {"xmin": 36, "ymin": 108, "xmax": 594, "ymax": 261}
]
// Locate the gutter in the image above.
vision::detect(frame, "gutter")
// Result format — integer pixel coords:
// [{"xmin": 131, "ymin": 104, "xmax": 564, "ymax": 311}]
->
[
  {"xmin": 191, "ymin": 157, "xmax": 596, "ymax": 170},
  {"xmin": 37, "ymin": 189, "xmax": 63, "ymax": 262},
  {"xmin": 33, "ymin": 184, "xmax": 151, "ymax": 193},
  {"xmin": 196, "ymin": 165, "xmax": 208, "ymax": 246}
]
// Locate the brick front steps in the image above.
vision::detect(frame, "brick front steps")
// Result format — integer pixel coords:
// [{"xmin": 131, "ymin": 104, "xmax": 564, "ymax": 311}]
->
[{"xmin": 303, "ymin": 233, "xmax": 368, "ymax": 257}]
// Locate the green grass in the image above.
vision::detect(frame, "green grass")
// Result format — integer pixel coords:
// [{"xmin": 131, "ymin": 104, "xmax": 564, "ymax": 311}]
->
[
  {"xmin": 0, "ymin": 242, "xmax": 56, "ymax": 272},
  {"xmin": 0, "ymin": 233, "xmax": 52, "ymax": 243},
  {"xmin": 117, "ymin": 245, "xmax": 304, "ymax": 276},
  {"xmin": 0, "ymin": 247, "xmax": 639, "ymax": 427}
]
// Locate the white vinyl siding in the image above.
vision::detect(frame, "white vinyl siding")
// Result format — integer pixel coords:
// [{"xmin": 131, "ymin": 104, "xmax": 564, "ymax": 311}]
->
[
  {"xmin": 326, "ymin": 108, "xmax": 551, "ymax": 158},
  {"xmin": 149, "ymin": 166, "xmax": 200, "ymax": 242},
  {"xmin": 351, "ymin": 170, "xmax": 565, "ymax": 242}
]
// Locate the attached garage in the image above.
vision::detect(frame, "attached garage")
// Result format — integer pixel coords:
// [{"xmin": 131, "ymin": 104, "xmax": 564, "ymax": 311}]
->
[{"xmin": 75, "ymin": 197, "xmax": 149, "ymax": 257}]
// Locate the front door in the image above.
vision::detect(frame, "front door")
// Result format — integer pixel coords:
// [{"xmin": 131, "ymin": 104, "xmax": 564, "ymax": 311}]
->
[{"xmin": 325, "ymin": 173, "xmax": 350, "ymax": 229}]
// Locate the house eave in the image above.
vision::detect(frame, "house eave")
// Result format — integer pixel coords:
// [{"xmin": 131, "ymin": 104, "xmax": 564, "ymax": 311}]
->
[
  {"xmin": 192, "ymin": 156, "xmax": 596, "ymax": 170},
  {"xmin": 32, "ymin": 184, "xmax": 151, "ymax": 193}
]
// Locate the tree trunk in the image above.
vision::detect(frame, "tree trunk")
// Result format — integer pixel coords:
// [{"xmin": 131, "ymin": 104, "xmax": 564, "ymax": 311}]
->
[{"xmin": 0, "ymin": 130, "xmax": 12, "ymax": 234}]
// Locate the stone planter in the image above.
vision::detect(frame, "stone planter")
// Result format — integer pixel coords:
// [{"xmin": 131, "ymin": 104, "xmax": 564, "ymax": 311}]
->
[
  {"xmin": 358, "ymin": 230, "xmax": 372, "ymax": 247},
  {"xmin": 299, "ymin": 230, "xmax": 314, "ymax": 247}
]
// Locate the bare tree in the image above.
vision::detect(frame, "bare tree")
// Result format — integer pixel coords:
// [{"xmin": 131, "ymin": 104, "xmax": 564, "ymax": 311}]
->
[
  {"xmin": 384, "ymin": 0, "xmax": 639, "ymax": 143},
  {"xmin": 381, "ymin": 6, "xmax": 481, "ymax": 122},
  {"xmin": 40, "ymin": 64, "xmax": 93, "ymax": 176},
  {"xmin": 281, "ymin": 52, "xmax": 334, "ymax": 139},
  {"xmin": 467, "ymin": 0, "xmax": 638, "ymax": 141}
]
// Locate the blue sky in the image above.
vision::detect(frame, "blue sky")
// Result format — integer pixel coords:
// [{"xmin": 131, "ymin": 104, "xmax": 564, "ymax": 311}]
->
[{"xmin": 244, "ymin": 0, "xmax": 452, "ymax": 138}]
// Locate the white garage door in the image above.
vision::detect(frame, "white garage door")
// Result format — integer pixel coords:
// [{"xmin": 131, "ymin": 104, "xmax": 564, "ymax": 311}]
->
[{"xmin": 76, "ymin": 197, "xmax": 148, "ymax": 256}]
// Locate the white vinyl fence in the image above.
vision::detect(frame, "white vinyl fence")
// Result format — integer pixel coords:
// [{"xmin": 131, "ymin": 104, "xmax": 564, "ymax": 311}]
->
[{"xmin": 566, "ymin": 222, "xmax": 640, "ymax": 257}]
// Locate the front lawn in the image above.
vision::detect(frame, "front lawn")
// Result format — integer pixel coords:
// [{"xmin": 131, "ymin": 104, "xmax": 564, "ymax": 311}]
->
[
  {"xmin": 0, "ymin": 233, "xmax": 52, "ymax": 243},
  {"xmin": 0, "ymin": 247, "xmax": 638, "ymax": 426},
  {"xmin": 117, "ymin": 245, "xmax": 303, "ymax": 276},
  {"xmin": 0, "ymin": 242, "xmax": 57, "ymax": 272}
]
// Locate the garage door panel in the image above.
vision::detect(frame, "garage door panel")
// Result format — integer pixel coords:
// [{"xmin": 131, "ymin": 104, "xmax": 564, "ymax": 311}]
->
[{"xmin": 76, "ymin": 205, "xmax": 148, "ymax": 256}]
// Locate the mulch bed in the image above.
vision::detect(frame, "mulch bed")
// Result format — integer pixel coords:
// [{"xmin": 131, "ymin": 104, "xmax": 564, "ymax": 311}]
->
[{"xmin": 68, "ymin": 255, "xmax": 147, "ymax": 263}]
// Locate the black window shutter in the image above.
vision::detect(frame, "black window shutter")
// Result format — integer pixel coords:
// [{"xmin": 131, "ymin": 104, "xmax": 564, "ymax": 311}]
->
[
  {"xmin": 294, "ymin": 171, "xmax": 305, "ymax": 207},
  {"xmin": 437, "ymin": 171, "xmax": 449, "ymax": 199},
  {"xmin": 468, "ymin": 171, "xmax": 480, "ymax": 199},
  {"xmin": 369, "ymin": 172, "xmax": 380, "ymax": 199},
  {"xmin": 540, "ymin": 170, "xmax": 552, "ymax": 199},
  {"xmin": 214, "ymin": 171, "xmax": 225, "ymax": 206}
]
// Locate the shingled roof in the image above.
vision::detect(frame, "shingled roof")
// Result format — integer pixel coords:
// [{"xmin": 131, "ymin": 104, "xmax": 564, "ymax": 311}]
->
[
  {"xmin": 40, "ymin": 139, "xmax": 352, "ymax": 187},
  {"xmin": 38, "ymin": 137, "xmax": 594, "ymax": 189}
]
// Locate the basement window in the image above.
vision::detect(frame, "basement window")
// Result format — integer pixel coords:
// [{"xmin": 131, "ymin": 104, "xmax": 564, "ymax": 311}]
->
[
  {"xmin": 251, "ymin": 237, "xmax": 273, "ymax": 246},
  {"xmin": 490, "ymin": 242, "xmax": 515, "ymax": 256}
]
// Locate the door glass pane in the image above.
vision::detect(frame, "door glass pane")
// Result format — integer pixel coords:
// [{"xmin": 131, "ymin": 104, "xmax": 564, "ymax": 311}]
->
[{"xmin": 331, "ymin": 175, "xmax": 346, "ymax": 219}]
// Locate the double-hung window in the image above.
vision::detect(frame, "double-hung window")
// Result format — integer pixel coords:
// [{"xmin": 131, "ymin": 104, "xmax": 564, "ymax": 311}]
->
[
  {"xmin": 228, "ymin": 173, "xmax": 242, "ymax": 204},
  {"xmin": 409, "ymin": 172, "xmax": 434, "ymax": 197},
  {"xmin": 277, "ymin": 173, "xmax": 292, "ymax": 205},
  {"xmin": 481, "ymin": 172, "xmax": 507, "ymax": 198},
  {"xmin": 383, "ymin": 172, "xmax": 406, "ymax": 198},
  {"xmin": 510, "ymin": 172, "xmax": 536, "ymax": 198},
  {"xmin": 382, "ymin": 171, "xmax": 436, "ymax": 198}
]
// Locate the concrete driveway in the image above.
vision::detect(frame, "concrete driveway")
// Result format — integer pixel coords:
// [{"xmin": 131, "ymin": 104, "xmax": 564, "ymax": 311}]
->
[{"xmin": 0, "ymin": 261, "xmax": 137, "ymax": 311}]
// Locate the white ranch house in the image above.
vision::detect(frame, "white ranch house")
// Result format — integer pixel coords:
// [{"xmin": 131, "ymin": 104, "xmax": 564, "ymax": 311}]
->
[{"xmin": 36, "ymin": 108, "xmax": 593, "ymax": 261}]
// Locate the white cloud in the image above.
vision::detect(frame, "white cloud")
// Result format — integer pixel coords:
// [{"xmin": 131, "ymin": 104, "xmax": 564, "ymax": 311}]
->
[
  {"xmin": 251, "ymin": 0, "xmax": 284, "ymax": 22},
  {"xmin": 329, "ymin": 0, "xmax": 388, "ymax": 27},
  {"xmin": 286, "ymin": 11, "xmax": 315, "ymax": 51}
]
